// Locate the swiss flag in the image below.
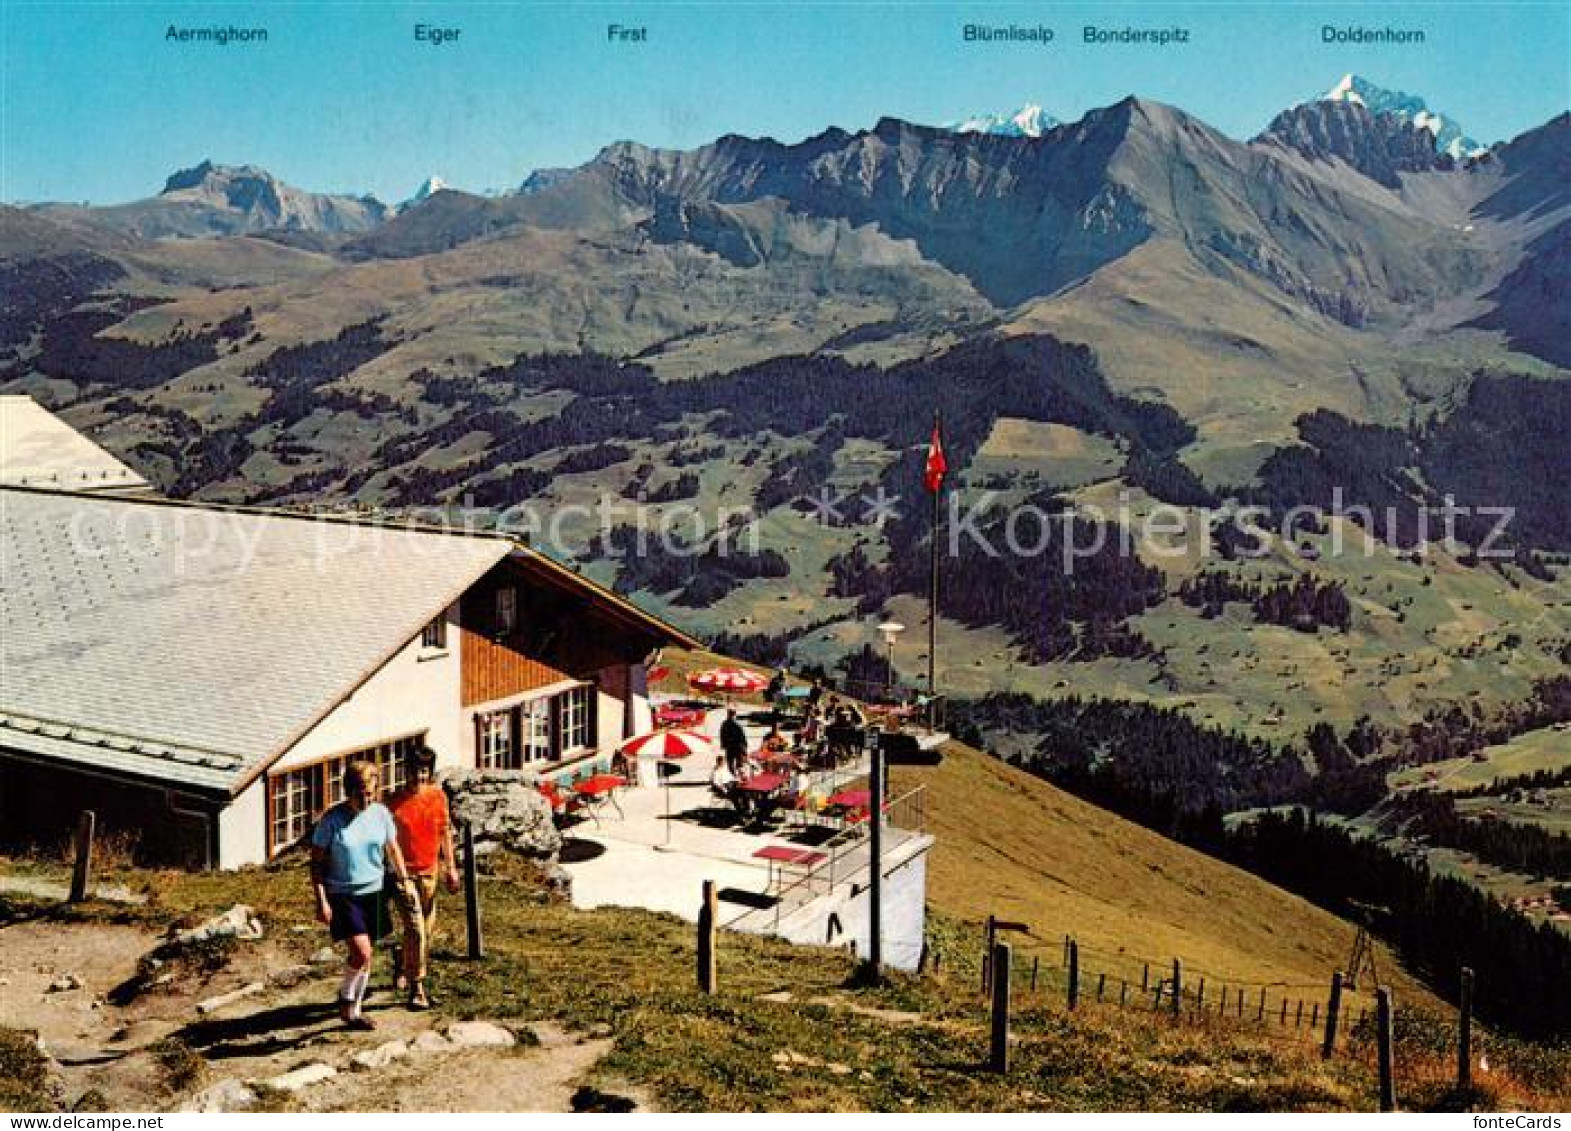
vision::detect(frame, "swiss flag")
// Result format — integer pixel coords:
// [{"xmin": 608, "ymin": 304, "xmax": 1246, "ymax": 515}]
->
[{"xmin": 923, "ymin": 420, "xmax": 947, "ymax": 493}]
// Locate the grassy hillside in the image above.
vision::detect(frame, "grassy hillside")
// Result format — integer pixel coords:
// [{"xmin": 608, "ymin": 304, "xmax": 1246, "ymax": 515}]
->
[{"xmin": 893, "ymin": 743, "xmax": 1433, "ymax": 1005}]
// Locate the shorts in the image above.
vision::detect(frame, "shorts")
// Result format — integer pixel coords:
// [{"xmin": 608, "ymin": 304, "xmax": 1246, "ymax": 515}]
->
[{"xmin": 327, "ymin": 889, "xmax": 391, "ymax": 943}]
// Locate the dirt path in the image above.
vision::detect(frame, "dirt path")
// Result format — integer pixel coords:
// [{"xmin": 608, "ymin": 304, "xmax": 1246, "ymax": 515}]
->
[
  {"xmin": 1, "ymin": 916, "xmax": 634, "ymax": 1112},
  {"xmin": 312, "ymin": 1023, "xmax": 622, "ymax": 1112}
]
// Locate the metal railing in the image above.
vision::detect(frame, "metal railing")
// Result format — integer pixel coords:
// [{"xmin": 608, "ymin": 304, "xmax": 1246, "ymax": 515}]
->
[{"xmin": 722, "ymin": 784, "xmax": 929, "ymax": 933}]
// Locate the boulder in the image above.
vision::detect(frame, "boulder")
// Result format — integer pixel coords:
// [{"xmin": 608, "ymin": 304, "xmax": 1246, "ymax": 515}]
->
[
  {"xmin": 446, "ymin": 1021, "xmax": 516, "ymax": 1048},
  {"xmin": 442, "ymin": 770, "xmax": 561, "ymax": 867},
  {"xmin": 46, "ymin": 973, "xmax": 83, "ymax": 993},
  {"xmin": 180, "ymin": 1078, "xmax": 258, "ymax": 1113}
]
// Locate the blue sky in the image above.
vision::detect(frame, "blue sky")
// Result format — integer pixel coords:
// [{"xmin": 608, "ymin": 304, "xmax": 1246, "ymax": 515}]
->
[{"xmin": 3, "ymin": 1, "xmax": 1567, "ymax": 205}]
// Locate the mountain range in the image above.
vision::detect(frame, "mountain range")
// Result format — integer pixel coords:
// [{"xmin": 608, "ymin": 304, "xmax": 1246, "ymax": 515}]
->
[{"xmin": 2, "ymin": 73, "xmax": 1568, "ymax": 814}]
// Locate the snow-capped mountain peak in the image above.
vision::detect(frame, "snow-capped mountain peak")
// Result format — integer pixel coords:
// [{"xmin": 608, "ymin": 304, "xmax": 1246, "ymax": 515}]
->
[
  {"xmin": 398, "ymin": 176, "xmax": 450, "ymax": 213},
  {"xmin": 1319, "ymin": 74, "xmax": 1484, "ymax": 160},
  {"xmin": 945, "ymin": 103, "xmax": 1060, "ymax": 138}
]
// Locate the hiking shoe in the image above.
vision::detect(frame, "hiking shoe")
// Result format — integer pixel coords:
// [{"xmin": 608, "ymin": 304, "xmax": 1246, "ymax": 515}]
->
[
  {"xmin": 346, "ymin": 1015, "xmax": 377, "ymax": 1032},
  {"xmin": 408, "ymin": 986, "xmax": 431, "ymax": 1011}
]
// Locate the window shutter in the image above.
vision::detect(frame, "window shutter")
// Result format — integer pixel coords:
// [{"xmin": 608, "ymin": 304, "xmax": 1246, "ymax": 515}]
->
[
  {"xmin": 473, "ymin": 713, "xmax": 485, "ymax": 770},
  {"xmin": 551, "ymin": 694, "xmax": 564, "ymax": 759},
  {"xmin": 586, "ymin": 683, "xmax": 599, "ymax": 749}
]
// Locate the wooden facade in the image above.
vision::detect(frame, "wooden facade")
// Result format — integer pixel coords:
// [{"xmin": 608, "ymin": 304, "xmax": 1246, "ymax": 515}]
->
[{"xmin": 460, "ymin": 560, "xmax": 665, "ymax": 708}]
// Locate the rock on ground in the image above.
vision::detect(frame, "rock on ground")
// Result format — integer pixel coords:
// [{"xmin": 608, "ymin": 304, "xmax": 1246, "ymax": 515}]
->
[
  {"xmin": 196, "ymin": 982, "xmax": 264, "ymax": 1015},
  {"xmin": 265, "ymin": 1063, "xmax": 337, "ymax": 1093},
  {"xmin": 409, "ymin": 1031, "xmax": 452, "ymax": 1054},
  {"xmin": 446, "ymin": 1021, "xmax": 517, "ymax": 1048},
  {"xmin": 350, "ymin": 1040, "xmax": 409, "ymax": 1071},
  {"xmin": 179, "ymin": 1078, "xmax": 258, "ymax": 1113},
  {"xmin": 170, "ymin": 905, "xmax": 264, "ymax": 946}
]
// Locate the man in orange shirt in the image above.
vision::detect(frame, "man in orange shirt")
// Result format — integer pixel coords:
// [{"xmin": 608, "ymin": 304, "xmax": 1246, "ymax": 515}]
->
[{"xmin": 389, "ymin": 745, "xmax": 460, "ymax": 1010}]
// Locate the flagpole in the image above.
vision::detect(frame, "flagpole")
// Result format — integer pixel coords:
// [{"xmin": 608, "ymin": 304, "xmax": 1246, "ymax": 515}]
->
[{"xmin": 928, "ymin": 412, "xmax": 940, "ymax": 734}]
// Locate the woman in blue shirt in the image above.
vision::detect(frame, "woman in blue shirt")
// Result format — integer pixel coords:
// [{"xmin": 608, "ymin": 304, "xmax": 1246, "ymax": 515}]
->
[{"xmin": 310, "ymin": 760, "xmax": 411, "ymax": 1030}]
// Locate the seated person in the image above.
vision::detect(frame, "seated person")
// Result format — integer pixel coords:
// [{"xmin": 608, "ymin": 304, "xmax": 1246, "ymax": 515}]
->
[
  {"xmin": 710, "ymin": 756, "xmax": 752, "ymax": 816},
  {"xmin": 761, "ymin": 727, "xmax": 788, "ymax": 756}
]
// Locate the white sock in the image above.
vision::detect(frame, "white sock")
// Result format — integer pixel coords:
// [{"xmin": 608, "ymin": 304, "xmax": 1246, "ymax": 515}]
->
[
  {"xmin": 349, "ymin": 967, "xmax": 370, "ymax": 1016},
  {"xmin": 339, "ymin": 965, "xmax": 360, "ymax": 1004}
]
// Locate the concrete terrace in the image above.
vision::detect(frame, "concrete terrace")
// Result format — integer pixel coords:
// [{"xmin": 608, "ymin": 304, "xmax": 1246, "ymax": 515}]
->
[{"xmin": 558, "ymin": 705, "xmax": 938, "ymax": 968}]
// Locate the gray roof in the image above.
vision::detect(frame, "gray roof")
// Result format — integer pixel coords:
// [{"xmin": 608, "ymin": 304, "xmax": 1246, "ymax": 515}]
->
[
  {"xmin": 0, "ymin": 396, "xmax": 149, "ymax": 492},
  {"xmin": 1, "ymin": 487, "xmax": 511, "ymax": 794}
]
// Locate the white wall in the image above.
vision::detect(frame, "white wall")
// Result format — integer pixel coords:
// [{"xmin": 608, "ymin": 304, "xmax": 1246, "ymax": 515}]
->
[
  {"xmin": 627, "ymin": 662, "xmax": 652, "ymax": 736},
  {"xmin": 219, "ymin": 777, "xmax": 267, "ymax": 869},
  {"xmin": 218, "ymin": 604, "xmax": 460, "ymax": 868},
  {"xmin": 775, "ymin": 839, "xmax": 931, "ymax": 972},
  {"xmin": 273, "ymin": 601, "xmax": 463, "ymax": 774}
]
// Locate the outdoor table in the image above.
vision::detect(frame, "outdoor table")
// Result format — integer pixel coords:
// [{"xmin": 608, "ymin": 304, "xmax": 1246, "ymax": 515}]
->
[
  {"xmin": 752, "ymin": 844, "xmax": 829, "ymax": 893},
  {"xmin": 655, "ymin": 705, "xmax": 707, "ymax": 729},
  {"xmin": 573, "ymin": 773, "xmax": 628, "ymax": 822},
  {"xmin": 760, "ymin": 750, "xmax": 801, "ymax": 768},
  {"xmin": 737, "ymin": 771, "xmax": 788, "ymax": 794},
  {"xmin": 734, "ymin": 771, "xmax": 789, "ymax": 824},
  {"xmin": 825, "ymin": 789, "xmax": 871, "ymax": 810}
]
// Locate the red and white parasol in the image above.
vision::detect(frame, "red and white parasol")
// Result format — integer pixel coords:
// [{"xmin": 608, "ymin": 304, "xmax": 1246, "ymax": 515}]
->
[
  {"xmin": 688, "ymin": 667, "xmax": 769, "ymax": 696},
  {"xmin": 620, "ymin": 728, "xmax": 711, "ymax": 760},
  {"xmin": 620, "ymin": 728, "xmax": 713, "ymax": 847}
]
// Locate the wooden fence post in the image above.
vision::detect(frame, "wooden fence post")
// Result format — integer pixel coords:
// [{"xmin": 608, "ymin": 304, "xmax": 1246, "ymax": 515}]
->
[
  {"xmin": 68, "ymin": 811, "xmax": 95, "ymax": 903},
  {"xmin": 1120, "ymin": 979, "xmax": 1128, "ymax": 1006},
  {"xmin": 1295, "ymin": 1000, "xmax": 1304, "ymax": 1028},
  {"xmin": 1030, "ymin": 955, "xmax": 1039, "ymax": 992},
  {"xmin": 1219, "ymin": 986, "xmax": 1228, "ymax": 1015},
  {"xmin": 1171, "ymin": 959, "xmax": 1182, "ymax": 1020},
  {"xmin": 462, "ymin": 822, "xmax": 484, "ymax": 960},
  {"xmin": 1457, "ymin": 967, "xmax": 1474, "ymax": 1091},
  {"xmin": 1280, "ymin": 998, "xmax": 1289, "ymax": 1024},
  {"xmin": 1067, "ymin": 939, "xmax": 1080, "ymax": 1010},
  {"xmin": 1196, "ymin": 977, "xmax": 1205, "ymax": 1014},
  {"xmin": 982, "ymin": 914, "xmax": 996, "ymax": 994},
  {"xmin": 989, "ymin": 942, "xmax": 1012, "ymax": 1074},
  {"xmin": 697, "ymin": 880, "xmax": 718, "ymax": 994},
  {"xmin": 1322, "ymin": 971, "xmax": 1344, "ymax": 1060},
  {"xmin": 1257, "ymin": 987, "xmax": 1267, "ymax": 1021},
  {"xmin": 1141, "ymin": 963, "xmax": 1150, "ymax": 992},
  {"xmin": 1096, "ymin": 972, "xmax": 1105, "ymax": 1003},
  {"xmin": 1376, "ymin": 987, "xmax": 1397, "ymax": 1112}
]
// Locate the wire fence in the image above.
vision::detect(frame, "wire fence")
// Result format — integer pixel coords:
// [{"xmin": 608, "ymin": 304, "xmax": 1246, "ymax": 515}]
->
[{"xmin": 936, "ymin": 925, "xmax": 1519, "ymax": 1107}]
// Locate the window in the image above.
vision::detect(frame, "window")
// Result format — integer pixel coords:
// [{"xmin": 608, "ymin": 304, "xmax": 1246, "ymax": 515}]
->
[
  {"xmin": 323, "ymin": 758, "xmax": 346, "ymax": 809},
  {"xmin": 495, "ymin": 587, "xmax": 518, "ymax": 636},
  {"xmin": 270, "ymin": 768, "xmax": 312, "ymax": 850},
  {"xmin": 471, "ymin": 683, "xmax": 596, "ymax": 770},
  {"xmin": 421, "ymin": 615, "xmax": 447, "ymax": 651},
  {"xmin": 265, "ymin": 732, "xmax": 427, "ymax": 855},
  {"xmin": 375, "ymin": 735, "xmax": 421, "ymax": 792},
  {"xmin": 478, "ymin": 708, "xmax": 516, "ymax": 770},
  {"xmin": 520, "ymin": 698, "xmax": 552, "ymax": 764},
  {"xmin": 558, "ymin": 685, "xmax": 592, "ymax": 753}
]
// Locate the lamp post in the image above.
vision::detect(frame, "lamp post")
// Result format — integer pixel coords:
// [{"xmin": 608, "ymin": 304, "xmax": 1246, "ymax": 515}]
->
[{"xmin": 877, "ymin": 621, "xmax": 905, "ymax": 703}]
